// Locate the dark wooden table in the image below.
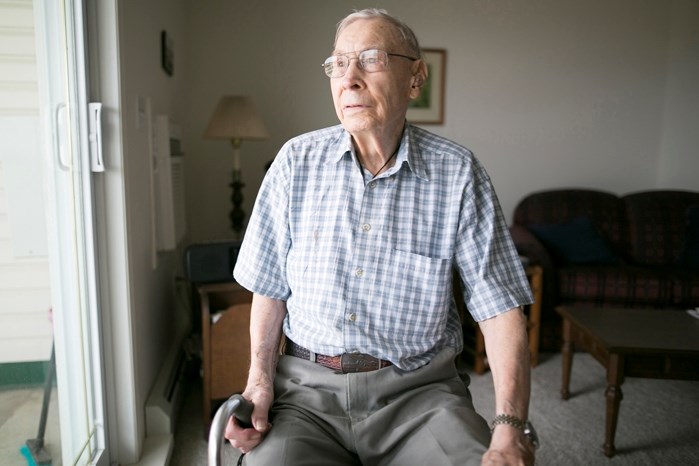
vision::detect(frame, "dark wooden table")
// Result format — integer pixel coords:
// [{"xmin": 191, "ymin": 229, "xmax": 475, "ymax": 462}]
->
[{"xmin": 556, "ymin": 306, "xmax": 699, "ymax": 457}]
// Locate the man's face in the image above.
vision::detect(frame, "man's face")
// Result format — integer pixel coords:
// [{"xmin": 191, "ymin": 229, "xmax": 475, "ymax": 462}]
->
[{"xmin": 330, "ymin": 18, "xmax": 424, "ymax": 136}]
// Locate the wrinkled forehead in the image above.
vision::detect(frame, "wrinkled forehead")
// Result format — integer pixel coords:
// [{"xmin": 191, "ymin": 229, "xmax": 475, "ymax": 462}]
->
[{"xmin": 333, "ymin": 18, "xmax": 403, "ymax": 54}]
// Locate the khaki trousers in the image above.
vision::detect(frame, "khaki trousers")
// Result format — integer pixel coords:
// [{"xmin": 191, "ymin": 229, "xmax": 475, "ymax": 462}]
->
[{"xmin": 244, "ymin": 348, "xmax": 490, "ymax": 466}]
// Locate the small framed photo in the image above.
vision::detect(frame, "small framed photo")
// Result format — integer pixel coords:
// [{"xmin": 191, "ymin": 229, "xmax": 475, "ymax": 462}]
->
[
  {"xmin": 161, "ymin": 30, "xmax": 174, "ymax": 76},
  {"xmin": 408, "ymin": 48, "xmax": 446, "ymax": 125}
]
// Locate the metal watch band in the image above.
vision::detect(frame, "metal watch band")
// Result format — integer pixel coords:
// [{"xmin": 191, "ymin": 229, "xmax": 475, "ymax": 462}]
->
[
  {"xmin": 490, "ymin": 413, "xmax": 526, "ymax": 432},
  {"xmin": 491, "ymin": 414, "xmax": 540, "ymax": 450}
]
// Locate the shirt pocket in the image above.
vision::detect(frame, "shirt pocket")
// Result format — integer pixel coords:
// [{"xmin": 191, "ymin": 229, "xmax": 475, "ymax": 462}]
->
[{"xmin": 375, "ymin": 249, "xmax": 452, "ymax": 349}]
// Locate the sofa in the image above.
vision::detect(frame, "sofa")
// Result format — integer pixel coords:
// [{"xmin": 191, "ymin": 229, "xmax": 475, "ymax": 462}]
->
[{"xmin": 510, "ymin": 189, "xmax": 699, "ymax": 351}]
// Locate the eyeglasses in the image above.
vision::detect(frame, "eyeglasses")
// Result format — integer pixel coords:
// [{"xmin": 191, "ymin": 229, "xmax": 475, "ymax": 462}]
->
[{"xmin": 321, "ymin": 49, "xmax": 418, "ymax": 78}]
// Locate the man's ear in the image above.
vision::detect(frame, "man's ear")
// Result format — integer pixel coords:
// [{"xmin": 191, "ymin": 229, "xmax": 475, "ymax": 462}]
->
[{"xmin": 409, "ymin": 60, "xmax": 428, "ymax": 99}]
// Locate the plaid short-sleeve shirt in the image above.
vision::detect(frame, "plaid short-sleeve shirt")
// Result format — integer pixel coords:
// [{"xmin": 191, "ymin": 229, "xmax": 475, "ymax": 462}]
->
[{"xmin": 234, "ymin": 124, "xmax": 532, "ymax": 370}]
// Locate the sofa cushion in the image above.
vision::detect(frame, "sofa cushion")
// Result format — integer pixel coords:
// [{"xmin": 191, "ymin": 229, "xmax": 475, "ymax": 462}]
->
[
  {"xmin": 513, "ymin": 189, "xmax": 629, "ymax": 259},
  {"xmin": 529, "ymin": 216, "xmax": 620, "ymax": 265},
  {"xmin": 671, "ymin": 268, "xmax": 699, "ymax": 307},
  {"xmin": 557, "ymin": 265, "xmax": 676, "ymax": 308},
  {"xmin": 624, "ymin": 191, "xmax": 699, "ymax": 266},
  {"xmin": 677, "ymin": 206, "xmax": 699, "ymax": 269}
]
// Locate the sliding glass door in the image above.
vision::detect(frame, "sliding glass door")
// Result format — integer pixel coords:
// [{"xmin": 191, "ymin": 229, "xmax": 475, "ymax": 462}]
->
[
  {"xmin": 33, "ymin": 0, "xmax": 109, "ymax": 464},
  {"xmin": 0, "ymin": 0, "xmax": 108, "ymax": 463}
]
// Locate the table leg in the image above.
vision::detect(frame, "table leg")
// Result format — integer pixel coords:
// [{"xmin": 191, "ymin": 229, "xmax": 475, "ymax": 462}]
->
[
  {"xmin": 603, "ymin": 353, "xmax": 624, "ymax": 457},
  {"xmin": 526, "ymin": 266, "xmax": 543, "ymax": 367},
  {"xmin": 560, "ymin": 317, "xmax": 573, "ymax": 400}
]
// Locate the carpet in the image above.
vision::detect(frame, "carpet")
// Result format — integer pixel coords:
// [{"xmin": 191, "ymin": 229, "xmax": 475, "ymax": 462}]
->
[{"xmin": 468, "ymin": 352, "xmax": 699, "ymax": 465}]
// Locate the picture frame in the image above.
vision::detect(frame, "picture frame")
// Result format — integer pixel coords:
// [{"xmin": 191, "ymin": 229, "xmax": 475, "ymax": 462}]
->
[
  {"xmin": 161, "ymin": 30, "xmax": 174, "ymax": 76},
  {"xmin": 407, "ymin": 48, "xmax": 446, "ymax": 125}
]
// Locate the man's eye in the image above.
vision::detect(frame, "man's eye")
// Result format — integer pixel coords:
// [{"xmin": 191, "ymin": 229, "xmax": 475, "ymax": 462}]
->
[{"xmin": 362, "ymin": 58, "xmax": 378, "ymax": 65}]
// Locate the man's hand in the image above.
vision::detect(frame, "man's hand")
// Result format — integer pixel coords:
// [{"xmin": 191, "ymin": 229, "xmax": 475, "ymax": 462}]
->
[
  {"xmin": 481, "ymin": 425, "xmax": 535, "ymax": 466},
  {"xmin": 224, "ymin": 382, "xmax": 274, "ymax": 454},
  {"xmin": 225, "ymin": 293, "xmax": 286, "ymax": 454}
]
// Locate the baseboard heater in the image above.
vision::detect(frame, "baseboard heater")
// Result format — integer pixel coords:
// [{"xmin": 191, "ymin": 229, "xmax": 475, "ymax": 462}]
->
[{"xmin": 145, "ymin": 340, "xmax": 187, "ymax": 435}]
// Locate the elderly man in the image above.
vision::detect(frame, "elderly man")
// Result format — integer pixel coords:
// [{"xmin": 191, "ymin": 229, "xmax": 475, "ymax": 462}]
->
[{"xmin": 227, "ymin": 8, "xmax": 536, "ymax": 466}]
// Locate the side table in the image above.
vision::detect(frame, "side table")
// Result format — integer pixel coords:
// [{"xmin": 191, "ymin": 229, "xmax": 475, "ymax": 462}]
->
[
  {"xmin": 199, "ymin": 282, "xmax": 253, "ymax": 433},
  {"xmin": 458, "ymin": 265, "xmax": 543, "ymax": 374}
]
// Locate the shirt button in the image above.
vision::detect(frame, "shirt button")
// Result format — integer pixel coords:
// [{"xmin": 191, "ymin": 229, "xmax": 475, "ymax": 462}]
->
[
  {"xmin": 369, "ymin": 181, "xmax": 377, "ymax": 189},
  {"xmin": 348, "ymin": 313, "xmax": 357, "ymax": 322},
  {"xmin": 355, "ymin": 268, "xmax": 364, "ymax": 277},
  {"xmin": 362, "ymin": 223, "xmax": 371, "ymax": 232}
]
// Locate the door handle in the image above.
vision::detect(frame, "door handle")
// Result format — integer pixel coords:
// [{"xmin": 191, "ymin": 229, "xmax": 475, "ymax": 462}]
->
[
  {"xmin": 88, "ymin": 102, "xmax": 105, "ymax": 172},
  {"xmin": 55, "ymin": 103, "xmax": 70, "ymax": 171}
]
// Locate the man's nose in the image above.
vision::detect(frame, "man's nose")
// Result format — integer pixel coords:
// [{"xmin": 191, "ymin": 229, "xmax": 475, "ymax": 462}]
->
[{"xmin": 342, "ymin": 58, "xmax": 364, "ymax": 86}]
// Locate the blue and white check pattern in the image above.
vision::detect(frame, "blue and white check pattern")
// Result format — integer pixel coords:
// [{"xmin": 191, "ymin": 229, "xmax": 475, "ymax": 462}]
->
[{"xmin": 234, "ymin": 124, "xmax": 532, "ymax": 370}]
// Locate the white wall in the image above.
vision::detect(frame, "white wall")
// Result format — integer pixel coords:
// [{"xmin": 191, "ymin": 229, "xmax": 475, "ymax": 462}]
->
[
  {"xmin": 182, "ymin": 0, "xmax": 697, "ymax": 242},
  {"xmin": 111, "ymin": 0, "xmax": 187, "ymax": 461},
  {"xmin": 657, "ymin": 0, "xmax": 699, "ymax": 189}
]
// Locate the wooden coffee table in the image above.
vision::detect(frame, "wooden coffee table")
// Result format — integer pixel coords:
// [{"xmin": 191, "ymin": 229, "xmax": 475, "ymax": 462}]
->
[{"xmin": 556, "ymin": 306, "xmax": 699, "ymax": 457}]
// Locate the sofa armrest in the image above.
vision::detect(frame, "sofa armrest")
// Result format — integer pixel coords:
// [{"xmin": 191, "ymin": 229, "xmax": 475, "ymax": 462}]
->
[
  {"xmin": 509, "ymin": 224, "xmax": 559, "ymax": 328},
  {"xmin": 509, "ymin": 224, "xmax": 553, "ymax": 270}
]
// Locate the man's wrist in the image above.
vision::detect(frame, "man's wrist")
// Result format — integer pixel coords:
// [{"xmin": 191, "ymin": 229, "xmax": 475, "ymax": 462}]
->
[
  {"xmin": 491, "ymin": 414, "xmax": 540, "ymax": 450},
  {"xmin": 246, "ymin": 364, "xmax": 275, "ymax": 388}
]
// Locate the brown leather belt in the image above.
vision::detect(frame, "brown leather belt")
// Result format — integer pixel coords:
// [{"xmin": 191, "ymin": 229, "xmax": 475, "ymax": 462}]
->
[{"xmin": 284, "ymin": 339, "xmax": 392, "ymax": 373}]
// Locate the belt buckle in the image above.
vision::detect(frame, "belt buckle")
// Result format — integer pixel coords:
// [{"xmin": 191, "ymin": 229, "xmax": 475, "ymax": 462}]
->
[{"xmin": 340, "ymin": 353, "xmax": 380, "ymax": 373}]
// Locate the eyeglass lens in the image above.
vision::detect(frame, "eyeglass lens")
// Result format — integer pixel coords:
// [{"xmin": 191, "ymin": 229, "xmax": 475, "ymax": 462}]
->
[{"xmin": 322, "ymin": 49, "xmax": 388, "ymax": 78}]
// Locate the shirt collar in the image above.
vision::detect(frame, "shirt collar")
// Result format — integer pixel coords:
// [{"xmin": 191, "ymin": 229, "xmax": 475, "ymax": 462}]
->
[
  {"xmin": 330, "ymin": 123, "xmax": 429, "ymax": 181},
  {"xmin": 401, "ymin": 124, "xmax": 429, "ymax": 181},
  {"xmin": 331, "ymin": 128, "xmax": 354, "ymax": 163}
]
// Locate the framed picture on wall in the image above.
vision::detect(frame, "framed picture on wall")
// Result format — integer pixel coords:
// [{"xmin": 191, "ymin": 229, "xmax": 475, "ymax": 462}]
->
[
  {"xmin": 407, "ymin": 48, "xmax": 446, "ymax": 125},
  {"xmin": 161, "ymin": 30, "xmax": 174, "ymax": 76}
]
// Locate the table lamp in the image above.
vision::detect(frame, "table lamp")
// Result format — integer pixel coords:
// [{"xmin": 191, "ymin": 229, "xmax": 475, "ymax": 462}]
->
[{"xmin": 204, "ymin": 95, "xmax": 269, "ymax": 236}]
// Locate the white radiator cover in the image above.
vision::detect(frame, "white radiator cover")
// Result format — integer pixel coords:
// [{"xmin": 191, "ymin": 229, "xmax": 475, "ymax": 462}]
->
[{"xmin": 145, "ymin": 340, "xmax": 187, "ymax": 435}]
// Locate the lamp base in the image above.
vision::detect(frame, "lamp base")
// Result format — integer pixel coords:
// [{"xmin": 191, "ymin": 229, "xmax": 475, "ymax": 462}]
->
[{"xmin": 229, "ymin": 169, "xmax": 245, "ymax": 237}]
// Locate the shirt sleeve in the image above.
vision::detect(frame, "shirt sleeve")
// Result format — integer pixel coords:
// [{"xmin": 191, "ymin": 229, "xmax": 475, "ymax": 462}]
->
[
  {"xmin": 453, "ymin": 156, "xmax": 533, "ymax": 322},
  {"xmin": 233, "ymin": 145, "xmax": 292, "ymax": 300}
]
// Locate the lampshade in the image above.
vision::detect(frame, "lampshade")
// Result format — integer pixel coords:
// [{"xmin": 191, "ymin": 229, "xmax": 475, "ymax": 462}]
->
[{"xmin": 204, "ymin": 95, "xmax": 269, "ymax": 140}]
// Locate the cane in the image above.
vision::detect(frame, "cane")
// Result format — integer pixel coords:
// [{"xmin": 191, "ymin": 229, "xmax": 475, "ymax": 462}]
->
[{"xmin": 208, "ymin": 394, "xmax": 254, "ymax": 466}]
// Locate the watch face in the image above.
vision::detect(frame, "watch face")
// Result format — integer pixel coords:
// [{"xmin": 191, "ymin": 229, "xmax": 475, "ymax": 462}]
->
[{"xmin": 524, "ymin": 421, "xmax": 540, "ymax": 449}]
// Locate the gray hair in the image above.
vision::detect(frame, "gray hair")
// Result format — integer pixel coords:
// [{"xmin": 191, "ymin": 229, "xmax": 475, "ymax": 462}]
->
[{"xmin": 334, "ymin": 8, "xmax": 422, "ymax": 58}]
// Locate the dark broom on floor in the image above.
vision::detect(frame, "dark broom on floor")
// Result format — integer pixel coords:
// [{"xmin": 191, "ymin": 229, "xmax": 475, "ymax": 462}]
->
[{"xmin": 19, "ymin": 342, "xmax": 54, "ymax": 466}]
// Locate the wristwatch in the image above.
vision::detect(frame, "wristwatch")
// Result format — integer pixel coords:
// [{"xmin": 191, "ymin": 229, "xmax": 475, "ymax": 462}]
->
[
  {"xmin": 491, "ymin": 414, "xmax": 540, "ymax": 449},
  {"xmin": 523, "ymin": 420, "xmax": 540, "ymax": 449}
]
